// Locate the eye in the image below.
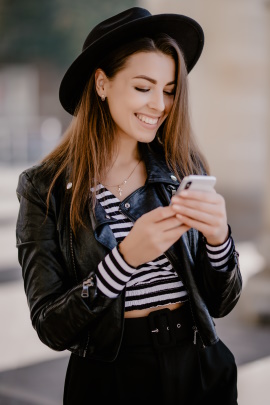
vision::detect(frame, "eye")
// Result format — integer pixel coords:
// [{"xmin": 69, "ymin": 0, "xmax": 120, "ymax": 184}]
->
[
  {"xmin": 164, "ymin": 88, "xmax": 175, "ymax": 96},
  {"xmin": 135, "ymin": 87, "xmax": 150, "ymax": 93}
]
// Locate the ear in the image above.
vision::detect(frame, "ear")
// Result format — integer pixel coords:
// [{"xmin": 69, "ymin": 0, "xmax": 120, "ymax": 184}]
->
[{"xmin": 95, "ymin": 69, "xmax": 108, "ymax": 97}]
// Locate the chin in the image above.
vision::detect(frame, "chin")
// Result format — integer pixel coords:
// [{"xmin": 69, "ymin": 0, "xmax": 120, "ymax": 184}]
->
[{"xmin": 137, "ymin": 134, "xmax": 157, "ymax": 143}]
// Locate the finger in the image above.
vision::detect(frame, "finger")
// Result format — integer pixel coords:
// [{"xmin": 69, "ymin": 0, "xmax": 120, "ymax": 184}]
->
[
  {"xmin": 172, "ymin": 188, "xmax": 218, "ymax": 205},
  {"xmin": 170, "ymin": 191, "xmax": 225, "ymax": 207},
  {"xmin": 156, "ymin": 216, "xmax": 183, "ymax": 232},
  {"xmin": 172, "ymin": 203, "xmax": 224, "ymax": 225},
  {"xmin": 175, "ymin": 214, "xmax": 222, "ymax": 236},
  {"xmin": 163, "ymin": 224, "xmax": 190, "ymax": 241},
  {"xmin": 146, "ymin": 206, "xmax": 178, "ymax": 223},
  {"xmin": 176, "ymin": 207, "xmax": 215, "ymax": 225},
  {"xmin": 172, "ymin": 192, "xmax": 226, "ymax": 217}
]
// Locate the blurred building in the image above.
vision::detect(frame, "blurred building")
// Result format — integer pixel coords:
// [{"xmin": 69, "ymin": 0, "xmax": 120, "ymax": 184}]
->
[
  {"xmin": 0, "ymin": 65, "xmax": 63, "ymax": 164},
  {"xmin": 0, "ymin": 0, "xmax": 137, "ymax": 166}
]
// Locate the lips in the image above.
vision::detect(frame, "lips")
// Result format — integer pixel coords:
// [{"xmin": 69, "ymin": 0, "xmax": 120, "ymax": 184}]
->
[{"xmin": 135, "ymin": 113, "xmax": 159, "ymax": 125}]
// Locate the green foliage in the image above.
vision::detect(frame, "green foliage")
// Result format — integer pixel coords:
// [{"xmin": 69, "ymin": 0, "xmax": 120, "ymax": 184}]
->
[{"xmin": 0, "ymin": 0, "xmax": 137, "ymax": 66}]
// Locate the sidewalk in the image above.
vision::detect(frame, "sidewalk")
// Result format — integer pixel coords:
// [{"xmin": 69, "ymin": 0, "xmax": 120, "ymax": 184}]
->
[{"xmin": 238, "ymin": 356, "xmax": 270, "ymax": 405}]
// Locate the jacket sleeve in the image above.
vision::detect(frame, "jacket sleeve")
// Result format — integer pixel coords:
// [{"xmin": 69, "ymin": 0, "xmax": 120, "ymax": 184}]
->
[
  {"xmin": 16, "ymin": 170, "xmax": 114, "ymax": 352},
  {"xmin": 195, "ymin": 231, "xmax": 242, "ymax": 318}
]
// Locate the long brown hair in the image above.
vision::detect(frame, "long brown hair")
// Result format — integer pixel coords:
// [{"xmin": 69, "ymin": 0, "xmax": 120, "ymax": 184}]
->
[{"xmin": 42, "ymin": 34, "xmax": 209, "ymax": 233}]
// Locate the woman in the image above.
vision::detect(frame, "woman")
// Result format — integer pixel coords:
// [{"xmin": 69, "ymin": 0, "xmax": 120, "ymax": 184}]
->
[{"xmin": 16, "ymin": 7, "xmax": 242, "ymax": 405}]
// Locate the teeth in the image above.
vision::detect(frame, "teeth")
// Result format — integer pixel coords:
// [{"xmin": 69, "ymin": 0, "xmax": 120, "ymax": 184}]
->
[{"xmin": 136, "ymin": 114, "xmax": 158, "ymax": 125}]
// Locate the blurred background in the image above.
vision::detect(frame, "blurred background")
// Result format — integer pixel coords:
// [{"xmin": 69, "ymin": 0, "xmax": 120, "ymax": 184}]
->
[{"xmin": 0, "ymin": 0, "xmax": 269, "ymax": 404}]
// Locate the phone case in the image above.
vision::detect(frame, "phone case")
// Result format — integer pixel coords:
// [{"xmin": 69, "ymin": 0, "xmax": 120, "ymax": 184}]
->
[{"xmin": 176, "ymin": 175, "xmax": 216, "ymax": 194}]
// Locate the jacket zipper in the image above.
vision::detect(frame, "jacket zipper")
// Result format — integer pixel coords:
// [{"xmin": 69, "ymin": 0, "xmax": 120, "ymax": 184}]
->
[
  {"xmin": 70, "ymin": 226, "xmax": 94, "ymax": 357},
  {"xmin": 192, "ymin": 326, "xmax": 198, "ymax": 344},
  {"xmin": 82, "ymin": 274, "xmax": 94, "ymax": 356},
  {"xmin": 69, "ymin": 226, "xmax": 78, "ymax": 283},
  {"xmin": 81, "ymin": 277, "xmax": 94, "ymax": 297},
  {"xmin": 69, "ymin": 225, "xmax": 94, "ymax": 297},
  {"xmin": 44, "ymin": 275, "xmax": 94, "ymax": 318},
  {"xmin": 83, "ymin": 334, "xmax": 90, "ymax": 358},
  {"xmin": 188, "ymin": 299, "xmax": 206, "ymax": 348}
]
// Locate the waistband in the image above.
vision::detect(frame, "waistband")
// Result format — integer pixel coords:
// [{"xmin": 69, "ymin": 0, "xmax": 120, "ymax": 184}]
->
[{"xmin": 122, "ymin": 304, "xmax": 194, "ymax": 350}]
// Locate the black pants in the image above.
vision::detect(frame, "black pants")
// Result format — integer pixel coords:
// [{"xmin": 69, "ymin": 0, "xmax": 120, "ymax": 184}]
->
[{"xmin": 64, "ymin": 305, "xmax": 238, "ymax": 405}]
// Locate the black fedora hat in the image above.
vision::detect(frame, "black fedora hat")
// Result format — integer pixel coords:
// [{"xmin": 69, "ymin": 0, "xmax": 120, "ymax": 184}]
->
[{"xmin": 59, "ymin": 7, "xmax": 204, "ymax": 115}]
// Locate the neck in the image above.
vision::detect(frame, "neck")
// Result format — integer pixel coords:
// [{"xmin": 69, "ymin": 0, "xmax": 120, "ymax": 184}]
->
[
  {"xmin": 111, "ymin": 138, "xmax": 140, "ymax": 168},
  {"xmin": 100, "ymin": 139, "xmax": 144, "ymax": 196}
]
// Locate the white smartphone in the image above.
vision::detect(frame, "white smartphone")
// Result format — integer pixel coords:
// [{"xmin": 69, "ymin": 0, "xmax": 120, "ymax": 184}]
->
[{"xmin": 175, "ymin": 175, "xmax": 216, "ymax": 195}]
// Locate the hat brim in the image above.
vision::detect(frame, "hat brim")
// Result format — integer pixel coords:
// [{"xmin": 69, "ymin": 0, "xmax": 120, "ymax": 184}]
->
[{"xmin": 59, "ymin": 14, "xmax": 204, "ymax": 115}]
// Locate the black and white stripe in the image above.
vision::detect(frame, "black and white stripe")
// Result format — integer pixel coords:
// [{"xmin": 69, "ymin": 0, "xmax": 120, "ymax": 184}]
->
[
  {"xmin": 93, "ymin": 185, "xmax": 232, "ymax": 311},
  {"xmin": 205, "ymin": 238, "xmax": 233, "ymax": 271}
]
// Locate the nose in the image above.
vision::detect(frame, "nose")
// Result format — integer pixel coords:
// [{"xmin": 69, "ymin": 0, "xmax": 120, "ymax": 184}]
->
[{"xmin": 148, "ymin": 90, "xmax": 165, "ymax": 112}]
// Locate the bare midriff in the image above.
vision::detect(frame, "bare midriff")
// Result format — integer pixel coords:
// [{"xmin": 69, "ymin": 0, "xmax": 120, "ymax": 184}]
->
[{"xmin": 124, "ymin": 301, "xmax": 184, "ymax": 318}]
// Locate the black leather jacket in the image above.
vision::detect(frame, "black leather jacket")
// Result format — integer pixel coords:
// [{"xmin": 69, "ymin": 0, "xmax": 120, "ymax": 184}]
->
[{"xmin": 16, "ymin": 146, "xmax": 242, "ymax": 362}]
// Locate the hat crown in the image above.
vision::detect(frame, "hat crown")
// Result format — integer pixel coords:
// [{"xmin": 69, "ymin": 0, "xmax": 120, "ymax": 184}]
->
[{"xmin": 82, "ymin": 7, "xmax": 151, "ymax": 51}]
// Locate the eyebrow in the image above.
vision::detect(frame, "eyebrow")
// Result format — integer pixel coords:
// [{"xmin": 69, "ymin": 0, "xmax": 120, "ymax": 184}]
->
[{"xmin": 133, "ymin": 75, "xmax": 175, "ymax": 86}]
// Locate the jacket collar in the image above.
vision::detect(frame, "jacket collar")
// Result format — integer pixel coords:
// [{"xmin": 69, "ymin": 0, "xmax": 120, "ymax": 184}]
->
[
  {"xmin": 85, "ymin": 143, "xmax": 181, "ymax": 232},
  {"xmin": 141, "ymin": 143, "xmax": 180, "ymax": 187},
  {"xmin": 65, "ymin": 143, "xmax": 180, "ymax": 193}
]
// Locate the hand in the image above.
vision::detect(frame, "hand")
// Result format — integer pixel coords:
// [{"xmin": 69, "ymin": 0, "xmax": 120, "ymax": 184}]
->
[
  {"xmin": 119, "ymin": 206, "xmax": 190, "ymax": 267},
  {"xmin": 170, "ymin": 189, "xmax": 229, "ymax": 246}
]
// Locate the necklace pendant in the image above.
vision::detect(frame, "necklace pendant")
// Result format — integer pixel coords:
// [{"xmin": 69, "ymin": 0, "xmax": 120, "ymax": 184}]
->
[{"xmin": 118, "ymin": 185, "xmax": 122, "ymax": 196}]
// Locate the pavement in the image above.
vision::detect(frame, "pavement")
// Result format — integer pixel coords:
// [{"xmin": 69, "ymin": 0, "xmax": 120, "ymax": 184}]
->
[{"xmin": 0, "ymin": 165, "xmax": 269, "ymax": 405}]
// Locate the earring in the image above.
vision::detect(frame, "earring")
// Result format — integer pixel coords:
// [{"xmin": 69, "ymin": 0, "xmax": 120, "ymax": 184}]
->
[{"xmin": 101, "ymin": 95, "xmax": 106, "ymax": 101}]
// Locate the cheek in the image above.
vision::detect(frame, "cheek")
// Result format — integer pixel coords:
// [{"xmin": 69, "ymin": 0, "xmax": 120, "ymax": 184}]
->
[
  {"xmin": 108, "ymin": 89, "xmax": 137, "ymax": 112},
  {"xmin": 107, "ymin": 98, "xmax": 133, "ymax": 128},
  {"xmin": 107, "ymin": 93, "xmax": 123, "ymax": 115}
]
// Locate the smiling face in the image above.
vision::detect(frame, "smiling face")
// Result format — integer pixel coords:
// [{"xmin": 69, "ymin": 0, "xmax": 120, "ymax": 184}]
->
[{"xmin": 95, "ymin": 51, "xmax": 176, "ymax": 144}]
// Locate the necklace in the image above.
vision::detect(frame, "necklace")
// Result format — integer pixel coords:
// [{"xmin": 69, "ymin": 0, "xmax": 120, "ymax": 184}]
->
[{"xmin": 103, "ymin": 159, "xmax": 141, "ymax": 197}]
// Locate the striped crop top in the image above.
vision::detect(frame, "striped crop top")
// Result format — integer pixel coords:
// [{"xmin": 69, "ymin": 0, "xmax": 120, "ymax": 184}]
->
[{"xmin": 94, "ymin": 185, "xmax": 233, "ymax": 312}]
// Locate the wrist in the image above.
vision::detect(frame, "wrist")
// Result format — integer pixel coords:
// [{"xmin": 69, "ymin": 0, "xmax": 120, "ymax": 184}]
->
[
  {"xmin": 118, "ymin": 242, "xmax": 139, "ymax": 268},
  {"xmin": 205, "ymin": 225, "xmax": 229, "ymax": 247}
]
